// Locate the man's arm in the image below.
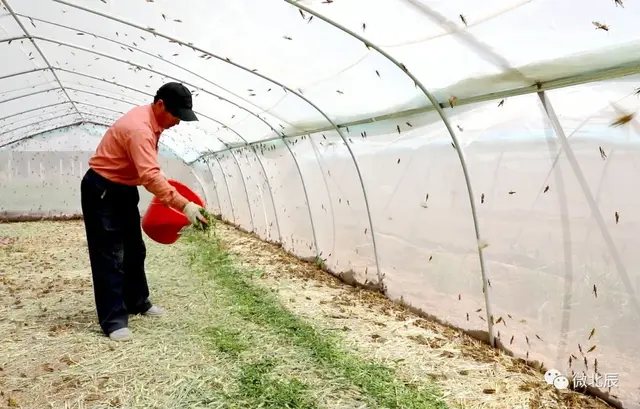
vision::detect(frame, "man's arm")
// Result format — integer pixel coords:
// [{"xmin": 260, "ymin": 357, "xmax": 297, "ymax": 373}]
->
[{"xmin": 125, "ymin": 129, "xmax": 189, "ymax": 211}]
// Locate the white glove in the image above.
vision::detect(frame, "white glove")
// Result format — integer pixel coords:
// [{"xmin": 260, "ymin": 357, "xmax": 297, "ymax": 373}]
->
[{"xmin": 183, "ymin": 202, "xmax": 207, "ymax": 227}]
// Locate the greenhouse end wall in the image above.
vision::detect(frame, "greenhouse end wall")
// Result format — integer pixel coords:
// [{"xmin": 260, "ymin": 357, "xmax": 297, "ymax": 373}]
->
[{"xmin": 0, "ymin": 125, "xmax": 206, "ymax": 221}]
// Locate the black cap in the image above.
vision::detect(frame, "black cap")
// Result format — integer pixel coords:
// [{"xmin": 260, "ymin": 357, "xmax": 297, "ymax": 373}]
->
[{"xmin": 154, "ymin": 82, "xmax": 198, "ymax": 122}]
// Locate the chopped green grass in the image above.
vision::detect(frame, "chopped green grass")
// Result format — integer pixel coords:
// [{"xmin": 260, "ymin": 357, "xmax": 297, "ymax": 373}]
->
[
  {"xmin": 197, "ymin": 208, "xmax": 216, "ymax": 232},
  {"xmin": 183, "ymin": 229, "xmax": 448, "ymax": 409},
  {"xmin": 234, "ymin": 358, "xmax": 318, "ymax": 409},
  {"xmin": 202, "ymin": 326, "xmax": 248, "ymax": 357}
]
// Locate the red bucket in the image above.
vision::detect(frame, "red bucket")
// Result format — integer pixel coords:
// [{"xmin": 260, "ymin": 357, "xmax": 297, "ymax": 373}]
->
[{"xmin": 141, "ymin": 179, "xmax": 206, "ymax": 245}]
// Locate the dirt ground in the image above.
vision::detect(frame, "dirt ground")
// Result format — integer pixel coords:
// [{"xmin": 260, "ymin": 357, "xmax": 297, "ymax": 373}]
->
[{"xmin": 0, "ymin": 220, "xmax": 615, "ymax": 409}]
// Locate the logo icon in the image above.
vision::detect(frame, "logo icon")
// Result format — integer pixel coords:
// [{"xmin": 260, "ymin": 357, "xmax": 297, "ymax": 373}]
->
[
  {"xmin": 544, "ymin": 369, "xmax": 569, "ymax": 390},
  {"xmin": 553, "ymin": 375, "xmax": 570, "ymax": 390}
]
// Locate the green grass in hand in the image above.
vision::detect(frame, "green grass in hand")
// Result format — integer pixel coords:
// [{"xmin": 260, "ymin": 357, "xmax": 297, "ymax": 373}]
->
[{"xmin": 197, "ymin": 207, "xmax": 215, "ymax": 232}]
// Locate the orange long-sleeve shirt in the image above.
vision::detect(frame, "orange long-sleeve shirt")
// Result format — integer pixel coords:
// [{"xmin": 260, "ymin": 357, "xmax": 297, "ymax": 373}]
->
[{"xmin": 88, "ymin": 104, "xmax": 189, "ymax": 211}]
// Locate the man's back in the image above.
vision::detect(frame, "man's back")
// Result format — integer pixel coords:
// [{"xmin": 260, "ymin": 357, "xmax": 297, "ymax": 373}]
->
[{"xmin": 89, "ymin": 104, "xmax": 162, "ymax": 186}]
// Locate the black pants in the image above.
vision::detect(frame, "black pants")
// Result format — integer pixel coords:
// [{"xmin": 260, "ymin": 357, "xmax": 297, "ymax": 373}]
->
[{"xmin": 80, "ymin": 168, "xmax": 152, "ymax": 335}]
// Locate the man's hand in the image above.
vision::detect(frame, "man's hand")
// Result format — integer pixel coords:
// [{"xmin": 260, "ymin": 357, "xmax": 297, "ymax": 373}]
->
[
  {"xmin": 183, "ymin": 202, "xmax": 208, "ymax": 227},
  {"xmin": 160, "ymin": 170, "xmax": 168, "ymax": 180}
]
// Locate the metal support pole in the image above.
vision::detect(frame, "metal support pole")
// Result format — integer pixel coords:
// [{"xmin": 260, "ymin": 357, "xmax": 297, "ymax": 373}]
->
[
  {"xmin": 188, "ymin": 168, "xmax": 210, "ymax": 213},
  {"xmin": 1, "ymin": 1, "xmax": 83, "ymax": 121},
  {"xmin": 537, "ymin": 91, "xmax": 640, "ymax": 316},
  {"xmin": 204, "ymin": 158, "xmax": 224, "ymax": 217},
  {"xmin": 538, "ymin": 107, "xmax": 574, "ymax": 369},
  {"xmin": 213, "ymin": 155, "xmax": 236, "ymax": 224},
  {"xmin": 308, "ymin": 135, "xmax": 337, "ymax": 258},
  {"xmin": 248, "ymin": 146, "xmax": 283, "ymax": 243},
  {"xmin": 288, "ymin": 0, "xmax": 493, "ymax": 341},
  {"xmin": 282, "ymin": 139, "xmax": 319, "ymax": 257},
  {"xmin": 225, "ymin": 147, "xmax": 256, "ymax": 232},
  {"xmin": 218, "ymin": 145, "xmax": 282, "ymax": 242}
]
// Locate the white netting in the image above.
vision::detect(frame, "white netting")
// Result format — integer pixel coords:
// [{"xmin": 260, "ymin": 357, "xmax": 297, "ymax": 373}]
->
[{"xmin": 2, "ymin": 0, "xmax": 640, "ymax": 406}]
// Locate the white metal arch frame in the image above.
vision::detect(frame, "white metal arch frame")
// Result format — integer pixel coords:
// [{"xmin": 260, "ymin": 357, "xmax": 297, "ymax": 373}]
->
[
  {"xmin": 1, "ymin": 35, "xmax": 277, "ymax": 140},
  {"xmin": 202, "ymin": 158, "xmax": 224, "ymax": 219},
  {"xmin": 200, "ymin": 138, "xmax": 318, "ymax": 256},
  {"xmin": 0, "ymin": 85, "xmax": 213, "ymax": 150},
  {"xmin": 53, "ymin": 0, "xmax": 384, "ymax": 289},
  {"xmin": 0, "ymin": 66, "xmax": 248, "ymax": 146},
  {"xmin": 48, "ymin": 35, "xmax": 314, "ymax": 256},
  {"xmin": 0, "ymin": 35, "xmax": 309, "ymax": 252},
  {"xmin": 0, "ymin": 121, "xmax": 83, "ymax": 151},
  {"xmin": 0, "ymin": 87, "xmax": 61, "ymax": 108},
  {"xmin": 75, "ymin": 98, "xmax": 279, "ymax": 241},
  {"xmin": 0, "ymin": 105, "xmax": 75, "ymax": 129},
  {"xmin": 1, "ymin": 0, "xmax": 83, "ymax": 122},
  {"xmin": 0, "ymin": 84, "xmax": 193, "ymax": 145},
  {"xmin": 247, "ymin": 144, "xmax": 285, "ymax": 243},
  {"xmin": 0, "ymin": 101, "xmax": 70, "ymax": 123},
  {"xmin": 280, "ymin": 139, "xmax": 319, "ymax": 256},
  {"xmin": 199, "ymin": 135, "xmax": 319, "ymax": 257},
  {"xmin": 307, "ymin": 135, "xmax": 338, "ymax": 262},
  {"xmin": 1, "ymin": 118, "xmax": 186, "ymax": 165},
  {"xmin": 0, "ymin": 67, "xmax": 51, "ymax": 82},
  {"xmin": 60, "ymin": 65, "xmax": 281, "ymax": 241},
  {"xmin": 286, "ymin": 1, "xmax": 495, "ymax": 345},
  {"xmin": 1, "ymin": 15, "xmax": 284, "ymax": 245},
  {"xmin": 0, "ymin": 76, "xmax": 271, "ymax": 238},
  {"xmin": 212, "ymin": 155, "xmax": 237, "ymax": 225},
  {"xmin": 216, "ymin": 146, "xmax": 282, "ymax": 242},
  {"xmin": 60, "ymin": 64, "xmax": 295, "ymax": 247},
  {"xmin": 0, "ymin": 37, "xmax": 280, "ymax": 154},
  {"xmin": 216, "ymin": 140, "xmax": 283, "ymax": 243},
  {"xmin": 18, "ymin": 13, "xmax": 295, "ymax": 131},
  {"xmin": 4, "ymin": 27, "xmax": 639, "ymax": 146},
  {"xmin": 216, "ymin": 140, "xmax": 255, "ymax": 233},
  {"xmin": 0, "ymin": 119, "xmax": 78, "ymax": 149},
  {"xmin": 0, "ymin": 112, "xmax": 81, "ymax": 137}
]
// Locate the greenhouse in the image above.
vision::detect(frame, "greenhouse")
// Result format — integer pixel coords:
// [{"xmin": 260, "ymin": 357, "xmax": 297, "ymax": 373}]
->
[{"xmin": 1, "ymin": 0, "xmax": 639, "ymax": 408}]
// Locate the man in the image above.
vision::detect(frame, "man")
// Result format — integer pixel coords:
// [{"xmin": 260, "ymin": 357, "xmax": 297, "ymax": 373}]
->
[{"xmin": 80, "ymin": 82, "xmax": 207, "ymax": 341}]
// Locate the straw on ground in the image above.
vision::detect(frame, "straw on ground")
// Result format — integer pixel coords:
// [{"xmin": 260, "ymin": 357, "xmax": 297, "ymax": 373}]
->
[{"xmin": 0, "ymin": 220, "xmax": 612, "ymax": 409}]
